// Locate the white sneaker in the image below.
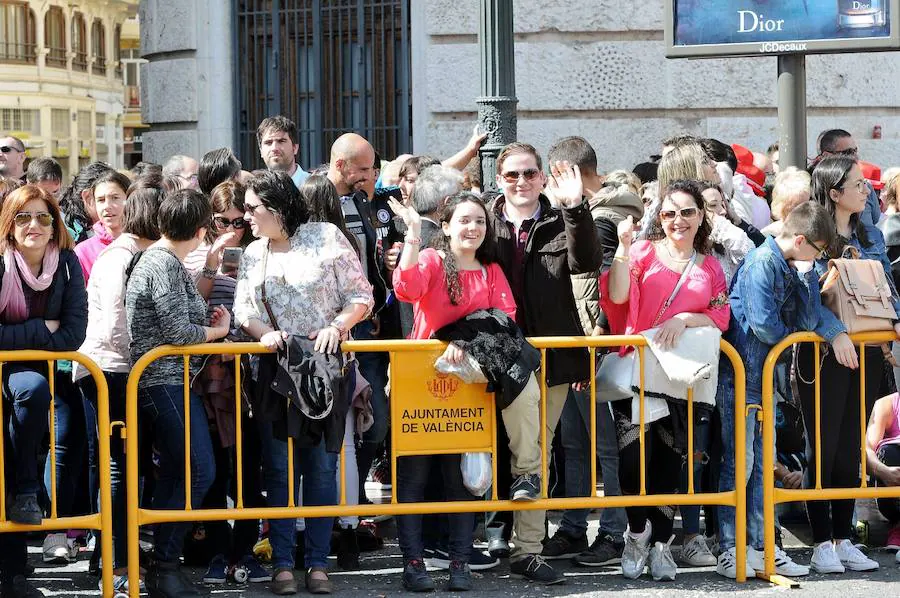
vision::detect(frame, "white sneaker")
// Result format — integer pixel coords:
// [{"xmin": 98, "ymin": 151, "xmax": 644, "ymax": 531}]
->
[
  {"xmin": 707, "ymin": 536, "xmax": 720, "ymax": 557},
  {"xmin": 747, "ymin": 546, "xmax": 809, "ymax": 577},
  {"xmin": 42, "ymin": 532, "xmax": 77, "ymax": 564},
  {"xmin": 834, "ymin": 538, "xmax": 879, "ymax": 571},
  {"xmin": 810, "ymin": 541, "xmax": 845, "ymax": 574},
  {"xmin": 649, "ymin": 536, "xmax": 677, "ymax": 581},
  {"xmin": 895, "ymin": 550, "xmax": 900, "ymax": 565},
  {"xmin": 621, "ymin": 521, "xmax": 652, "ymax": 579},
  {"xmin": 715, "ymin": 546, "xmax": 756, "ymax": 579},
  {"xmin": 680, "ymin": 534, "xmax": 717, "ymax": 566}
]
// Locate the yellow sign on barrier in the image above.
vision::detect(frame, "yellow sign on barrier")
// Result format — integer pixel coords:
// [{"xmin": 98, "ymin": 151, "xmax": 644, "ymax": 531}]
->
[{"xmin": 391, "ymin": 348, "xmax": 493, "ymax": 454}]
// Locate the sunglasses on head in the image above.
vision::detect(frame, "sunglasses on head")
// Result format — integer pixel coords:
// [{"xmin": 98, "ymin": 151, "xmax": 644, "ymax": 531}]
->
[
  {"xmin": 0, "ymin": 146, "xmax": 22, "ymax": 154},
  {"xmin": 500, "ymin": 169, "xmax": 540, "ymax": 183},
  {"xmin": 214, "ymin": 216, "xmax": 246, "ymax": 230},
  {"xmin": 14, "ymin": 212, "xmax": 53, "ymax": 228},
  {"xmin": 659, "ymin": 207, "xmax": 699, "ymax": 221}
]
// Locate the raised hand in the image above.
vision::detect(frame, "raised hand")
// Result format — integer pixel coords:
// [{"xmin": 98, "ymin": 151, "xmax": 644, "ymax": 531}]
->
[
  {"xmin": 617, "ymin": 215, "xmax": 634, "ymax": 249},
  {"xmin": 546, "ymin": 160, "xmax": 584, "ymax": 208},
  {"xmin": 387, "ymin": 196, "xmax": 421, "ymax": 234}
]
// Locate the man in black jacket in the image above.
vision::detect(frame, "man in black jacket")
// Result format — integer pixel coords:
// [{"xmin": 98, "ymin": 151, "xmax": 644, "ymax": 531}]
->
[
  {"xmin": 327, "ymin": 133, "xmax": 403, "ymax": 509},
  {"xmin": 488, "ymin": 142, "xmax": 603, "ymax": 584}
]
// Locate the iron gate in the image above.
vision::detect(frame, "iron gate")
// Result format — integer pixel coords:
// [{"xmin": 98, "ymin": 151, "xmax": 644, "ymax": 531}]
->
[{"xmin": 234, "ymin": 0, "xmax": 411, "ymax": 170}]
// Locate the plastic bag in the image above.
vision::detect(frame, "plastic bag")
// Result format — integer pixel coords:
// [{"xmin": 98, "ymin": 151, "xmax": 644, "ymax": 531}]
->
[
  {"xmin": 460, "ymin": 452, "xmax": 492, "ymax": 497},
  {"xmin": 434, "ymin": 351, "xmax": 488, "ymax": 384}
]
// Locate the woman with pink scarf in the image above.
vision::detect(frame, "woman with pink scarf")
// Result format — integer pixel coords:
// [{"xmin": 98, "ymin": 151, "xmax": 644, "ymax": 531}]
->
[{"xmin": 0, "ymin": 185, "xmax": 87, "ymax": 598}]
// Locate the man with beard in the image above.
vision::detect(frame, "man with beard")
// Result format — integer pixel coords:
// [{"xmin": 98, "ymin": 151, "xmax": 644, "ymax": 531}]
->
[{"xmin": 257, "ymin": 115, "xmax": 309, "ymax": 188}]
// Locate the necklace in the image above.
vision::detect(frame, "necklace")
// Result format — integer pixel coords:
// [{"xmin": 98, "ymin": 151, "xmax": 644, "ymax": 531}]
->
[{"xmin": 662, "ymin": 241, "xmax": 696, "ymax": 263}]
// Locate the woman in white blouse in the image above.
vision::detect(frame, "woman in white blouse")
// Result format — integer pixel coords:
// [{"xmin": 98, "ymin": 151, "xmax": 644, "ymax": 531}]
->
[{"xmin": 233, "ymin": 170, "xmax": 372, "ymax": 595}]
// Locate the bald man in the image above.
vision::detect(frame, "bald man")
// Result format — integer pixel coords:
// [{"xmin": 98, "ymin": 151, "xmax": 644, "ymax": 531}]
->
[
  {"xmin": 0, "ymin": 135, "xmax": 27, "ymax": 182},
  {"xmin": 327, "ymin": 134, "xmax": 403, "ymax": 541}
]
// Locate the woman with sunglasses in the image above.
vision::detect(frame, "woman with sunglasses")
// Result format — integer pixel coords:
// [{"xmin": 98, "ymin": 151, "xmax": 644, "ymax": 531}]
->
[
  {"xmin": 0, "ymin": 185, "xmax": 87, "ymax": 598},
  {"xmin": 794, "ymin": 155, "xmax": 900, "ymax": 574},
  {"xmin": 601, "ymin": 179, "xmax": 729, "ymax": 582}
]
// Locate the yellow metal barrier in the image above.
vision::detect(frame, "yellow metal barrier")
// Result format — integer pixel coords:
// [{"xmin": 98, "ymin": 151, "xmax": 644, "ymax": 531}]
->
[
  {"xmin": 125, "ymin": 336, "xmax": 748, "ymax": 595},
  {"xmin": 0, "ymin": 351, "xmax": 115, "ymax": 597},
  {"xmin": 761, "ymin": 331, "xmax": 897, "ymax": 585}
]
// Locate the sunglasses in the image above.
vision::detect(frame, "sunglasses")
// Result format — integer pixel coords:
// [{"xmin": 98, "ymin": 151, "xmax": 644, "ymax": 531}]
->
[
  {"xmin": 500, "ymin": 169, "xmax": 540, "ymax": 183},
  {"xmin": 214, "ymin": 216, "xmax": 246, "ymax": 230},
  {"xmin": 14, "ymin": 212, "xmax": 53, "ymax": 228},
  {"xmin": 659, "ymin": 207, "xmax": 699, "ymax": 221},
  {"xmin": 0, "ymin": 146, "xmax": 22, "ymax": 154},
  {"xmin": 834, "ymin": 147, "xmax": 859, "ymax": 157}
]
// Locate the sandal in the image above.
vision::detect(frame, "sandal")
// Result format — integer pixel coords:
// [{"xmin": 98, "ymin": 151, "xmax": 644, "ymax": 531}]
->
[
  {"xmin": 271, "ymin": 567, "xmax": 298, "ymax": 595},
  {"xmin": 306, "ymin": 566, "xmax": 332, "ymax": 595}
]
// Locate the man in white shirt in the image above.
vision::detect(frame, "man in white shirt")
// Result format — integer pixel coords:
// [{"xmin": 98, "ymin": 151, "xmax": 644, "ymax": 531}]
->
[{"xmin": 257, "ymin": 115, "xmax": 309, "ymax": 188}]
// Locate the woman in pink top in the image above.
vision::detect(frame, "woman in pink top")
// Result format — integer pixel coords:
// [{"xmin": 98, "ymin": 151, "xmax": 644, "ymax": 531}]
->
[
  {"xmin": 600, "ymin": 179, "xmax": 729, "ymax": 582},
  {"xmin": 74, "ymin": 170, "xmax": 130, "ymax": 284},
  {"xmin": 865, "ymin": 392, "xmax": 900, "ymax": 551},
  {"xmin": 390, "ymin": 191, "xmax": 534, "ymax": 592}
]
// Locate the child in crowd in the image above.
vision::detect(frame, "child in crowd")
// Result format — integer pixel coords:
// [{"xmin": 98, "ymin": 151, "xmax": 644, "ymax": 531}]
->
[{"xmin": 715, "ymin": 201, "xmax": 837, "ymax": 578}]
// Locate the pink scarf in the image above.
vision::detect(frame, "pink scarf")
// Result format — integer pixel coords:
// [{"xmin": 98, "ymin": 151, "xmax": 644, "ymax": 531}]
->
[{"xmin": 0, "ymin": 245, "xmax": 60, "ymax": 323}]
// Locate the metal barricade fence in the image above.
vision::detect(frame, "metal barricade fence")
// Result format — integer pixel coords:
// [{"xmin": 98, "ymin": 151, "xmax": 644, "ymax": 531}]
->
[
  {"xmin": 125, "ymin": 336, "xmax": 748, "ymax": 596},
  {"xmin": 761, "ymin": 331, "xmax": 897, "ymax": 586},
  {"xmin": 0, "ymin": 352, "xmax": 115, "ymax": 597}
]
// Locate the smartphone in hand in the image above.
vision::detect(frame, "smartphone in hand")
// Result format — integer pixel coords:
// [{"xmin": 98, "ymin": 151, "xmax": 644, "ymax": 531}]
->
[{"xmin": 222, "ymin": 247, "xmax": 243, "ymax": 276}]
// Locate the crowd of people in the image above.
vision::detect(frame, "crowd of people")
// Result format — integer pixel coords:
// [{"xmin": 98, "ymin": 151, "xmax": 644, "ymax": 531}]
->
[{"xmin": 1, "ymin": 121, "xmax": 900, "ymax": 597}]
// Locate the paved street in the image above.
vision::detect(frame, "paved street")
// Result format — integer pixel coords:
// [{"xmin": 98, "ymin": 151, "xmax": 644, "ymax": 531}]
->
[{"xmin": 28, "ymin": 500, "xmax": 900, "ymax": 597}]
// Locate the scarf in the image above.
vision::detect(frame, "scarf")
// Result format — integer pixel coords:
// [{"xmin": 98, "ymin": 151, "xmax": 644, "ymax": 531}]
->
[{"xmin": 0, "ymin": 245, "xmax": 61, "ymax": 323}]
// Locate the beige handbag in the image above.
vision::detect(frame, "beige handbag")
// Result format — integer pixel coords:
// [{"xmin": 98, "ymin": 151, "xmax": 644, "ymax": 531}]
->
[{"xmin": 820, "ymin": 246, "xmax": 896, "ymax": 334}]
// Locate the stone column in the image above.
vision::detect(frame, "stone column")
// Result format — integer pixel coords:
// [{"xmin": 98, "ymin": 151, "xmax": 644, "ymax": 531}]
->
[{"xmin": 477, "ymin": 0, "xmax": 517, "ymax": 192}]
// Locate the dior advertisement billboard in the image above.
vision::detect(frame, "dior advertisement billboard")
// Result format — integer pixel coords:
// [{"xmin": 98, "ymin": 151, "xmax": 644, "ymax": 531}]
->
[{"xmin": 665, "ymin": 0, "xmax": 900, "ymax": 57}]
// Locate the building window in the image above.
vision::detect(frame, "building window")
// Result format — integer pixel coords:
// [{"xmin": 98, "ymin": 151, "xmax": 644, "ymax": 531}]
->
[
  {"xmin": 44, "ymin": 6, "xmax": 65, "ymax": 68},
  {"xmin": 0, "ymin": 1, "xmax": 36, "ymax": 64},
  {"xmin": 77, "ymin": 110, "xmax": 91, "ymax": 139},
  {"xmin": 114, "ymin": 24, "xmax": 122, "ymax": 78},
  {"xmin": 0, "ymin": 108, "xmax": 39, "ymax": 135},
  {"xmin": 72, "ymin": 12, "xmax": 87, "ymax": 71},
  {"xmin": 92, "ymin": 18, "xmax": 105, "ymax": 75},
  {"xmin": 51, "ymin": 108, "xmax": 69, "ymax": 138}
]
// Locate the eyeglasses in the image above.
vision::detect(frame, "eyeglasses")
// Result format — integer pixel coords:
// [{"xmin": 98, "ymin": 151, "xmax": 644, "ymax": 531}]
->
[
  {"xmin": 14, "ymin": 212, "xmax": 53, "ymax": 228},
  {"xmin": 0, "ymin": 146, "xmax": 22, "ymax": 154},
  {"xmin": 244, "ymin": 202, "xmax": 266, "ymax": 215},
  {"xmin": 178, "ymin": 173, "xmax": 199, "ymax": 184},
  {"xmin": 834, "ymin": 147, "xmax": 859, "ymax": 157},
  {"xmin": 841, "ymin": 179, "xmax": 868, "ymax": 194},
  {"xmin": 500, "ymin": 169, "xmax": 540, "ymax": 183},
  {"xmin": 659, "ymin": 207, "xmax": 699, "ymax": 221},
  {"xmin": 805, "ymin": 237, "xmax": 827, "ymax": 260},
  {"xmin": 214, "ymin": 216, "xmax": 246, "ymax": 230}
]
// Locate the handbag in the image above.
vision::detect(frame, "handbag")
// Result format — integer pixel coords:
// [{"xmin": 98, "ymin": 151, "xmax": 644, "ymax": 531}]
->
[
  {"xmin": 820, "ymin": 245, "xmax": 896, "ymax": 334},
  {"xmin": 595, "ymin": 250, "xmax": 696, "ymax": 402}
]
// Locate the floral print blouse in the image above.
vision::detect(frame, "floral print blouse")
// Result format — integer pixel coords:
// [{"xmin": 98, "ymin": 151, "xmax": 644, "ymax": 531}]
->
[{"xmin": 233, "ymin": 222, "xmax": 373, "ymax": 337}]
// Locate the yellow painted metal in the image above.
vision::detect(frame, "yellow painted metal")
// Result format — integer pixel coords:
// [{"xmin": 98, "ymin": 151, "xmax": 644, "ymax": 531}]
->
[
  {"xmin": 182, "ymin": 356, "xmax": 192, "ymax": 511},
  {"xmin": 48, "ymin": 362, "xmax": 57, "ymax": 520},
  {"xmin": 540, "ymin": 348, "xmax": 548, "ymax": 499},
  {"xmin": 761, "ymin": 331, "xmax": 896, "ymax": 584},
  {"xmin": 123, "ymin": 337, "xmax": 750, "ymax": 592},
  {"xmin": 0, "ymin": 352, "xmax": 114, "ymax": 597}
]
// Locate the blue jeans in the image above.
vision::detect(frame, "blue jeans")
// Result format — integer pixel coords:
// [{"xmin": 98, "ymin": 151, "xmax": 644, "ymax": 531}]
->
[
  {"xmin": 352, "ymin": 319, "xmax": 389, "ymax": 502},
  {"xmin": 678, "ymin": 410, "xmax": 711, "ymax": 536},
  {"xmin": 717, "ymin": 379, "xmax": 764, "ymax": 551},
  {"xmin": 80, "ymin": 372, "xmax": 128, "ymax": 568},
  {"xmin": 138, "ymin": 384, "xmax": 215, "ymax": 563},
  {"xmin": 558, "ymin": 388, "xmax": 627, "ymax": 537},
  {"xmin": 43, "ymin": 374, "xmax": 86, "ymax": 516},
  {"xmin": 257, "ymin": 421, "xmax": 337, "ymax": 570},
  {"xmin": 4, "ymin": 365, "xmax": 52, "ymax": 496}
]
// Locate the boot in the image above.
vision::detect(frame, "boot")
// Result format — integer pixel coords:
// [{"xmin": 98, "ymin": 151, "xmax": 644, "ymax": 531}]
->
[
  {"xmin": 145, "ymin": 560, "xmax": 200, "ymax": 597},
  {"xmin": 336, "ymin": 527, "xmax": 360, "ymax": 570}
]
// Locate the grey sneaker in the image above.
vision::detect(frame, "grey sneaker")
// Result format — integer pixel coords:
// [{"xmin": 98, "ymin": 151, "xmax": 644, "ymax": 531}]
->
[
  {"xmin": 510, "ymin": 474, "xmax": 540, "ymax": 502},
  {"xmin": 8, "ymin": 494, "xmax": 41, "ymax": 525},
  {"xmin": 621, "ymin": 522, "xmax": 652, "ymax": 579},
  {"xmin": 649, "ymin": 536, "xmax": 677, "ymax": 581},
  {"xmin": 573, "ymin": 532, "xmax": 624, "ymax": 567}
]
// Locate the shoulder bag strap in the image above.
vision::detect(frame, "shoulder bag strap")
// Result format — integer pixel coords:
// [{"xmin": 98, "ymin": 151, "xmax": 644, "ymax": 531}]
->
[
  {"xmin": 651, "ymin": 252, "xmax": 697, "ymax": 328},
  {"xmin": 260, "ymin": 241, "xmax": 280, "ymax": 331}
]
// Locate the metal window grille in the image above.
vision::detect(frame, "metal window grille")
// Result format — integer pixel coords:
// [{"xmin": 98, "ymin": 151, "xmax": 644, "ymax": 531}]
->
[
  {"xmin": 0, "ymin": 108, "xmax": 38, "ymax": 134},
  {"xmin": 234, "ymin": 0, "xmax": 411, "ymax": 170},
  {"xmin": 44, "ymin": 7, "xmax": 65, "ymax": 68},
  {"xmin": 72, "ymin": 13, "xmax": 87, "ymax": 72}
]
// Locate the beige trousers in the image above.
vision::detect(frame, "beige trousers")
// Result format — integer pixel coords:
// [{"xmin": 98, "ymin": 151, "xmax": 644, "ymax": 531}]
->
[{"xmin": 501, "ymin": 378, "xmax": 569, "ymax": 557}]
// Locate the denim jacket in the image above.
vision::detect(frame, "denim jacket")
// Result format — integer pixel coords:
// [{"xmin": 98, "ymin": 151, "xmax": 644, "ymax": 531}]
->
[
  {"xmin": 812, "ymin": 221, "xmax": 900, "ymax": 342},
  {"xmin": 725, "ymin": 237, "xmax": 820, "ymax": 391}
]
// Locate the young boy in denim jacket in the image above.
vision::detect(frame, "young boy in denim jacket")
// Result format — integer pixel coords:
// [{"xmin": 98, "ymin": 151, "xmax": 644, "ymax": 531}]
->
[{"xmin": 715, "ymin": 201, "xmax": 837, "ymax": 578}]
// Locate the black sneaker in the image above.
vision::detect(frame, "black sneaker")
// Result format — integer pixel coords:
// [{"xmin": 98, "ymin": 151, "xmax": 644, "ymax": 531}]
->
[
  {"xmin": 0, "ymin": 576, "xmax": 44, "ymax": 598},
  {"xmin": 424, "ymin": 547, "xmax": 450, "ymax": 569},
  {"xmin": 509, "ymin": 554, "xmax": 565, "ymax": 585},
  {"xmin": 7, "ymin": 494, "xmax": 41, "ymax": 525},
  {"xmin": 541, "ymin": 529, "xmax": 588, "ymax": 560},
  {"xmin": 469, "ymin": 548, "xmax": 500, "ymax": 571},
  {"xmin": 448, "ymin": 561, "xmax": 472, "ymax": 592},
  {"xmin": 510, "ymin": 474, "xmax": 541, "ymax": 502},
  {"xmin": 573, "ymin": 532, "xmax": 625, "ymax": 567},
  {"xmin": 146, "ymin": 561, "xmax": 201, "ymax": 597},
  {"xmin": 336, "ymin": 527, "xmax": 360, "ymax": 571},
  {"xmin": 402, "ymin": 559, "xmax": 435, "ymax": 592}
]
